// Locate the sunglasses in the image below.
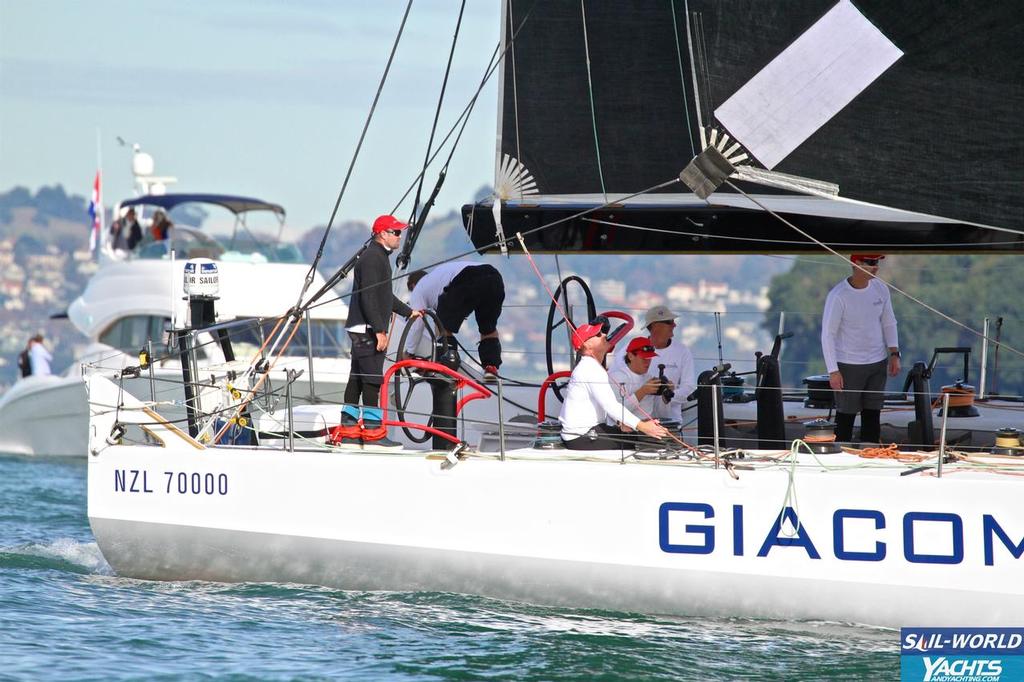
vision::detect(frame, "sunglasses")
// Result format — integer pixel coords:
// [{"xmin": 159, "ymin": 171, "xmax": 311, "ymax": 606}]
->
[
  {"xmin": 858, "ymin": 258, "xmax": 880, "ymax": 266},
  {"xmin": 386, "ymin": 228, "xmax": 404, "ymax": 236}
]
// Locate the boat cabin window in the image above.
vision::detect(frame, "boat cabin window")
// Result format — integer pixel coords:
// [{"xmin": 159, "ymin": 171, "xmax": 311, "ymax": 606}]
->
[
  {"xmin": 228, "ymin": 318, "xmax": 347, "ymax": 358},
  {"xmin": 100, "ymin": 315, "xmax": 170, "ymax": 353}
]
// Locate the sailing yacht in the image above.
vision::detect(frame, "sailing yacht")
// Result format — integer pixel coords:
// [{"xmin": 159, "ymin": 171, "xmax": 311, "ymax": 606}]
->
[{"xmin": 83, "ymin": 1, "xmax": 1024, "ymax": 627}]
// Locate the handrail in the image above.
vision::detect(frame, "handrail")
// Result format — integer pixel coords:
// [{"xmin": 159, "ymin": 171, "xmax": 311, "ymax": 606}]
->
[
  {"xmin": 537, "ymin": 371, "xmax": 571, "ymax": 423},
  {"xmin": 377, "ymin": 359, "xmax": 493, "ymax": 444}
]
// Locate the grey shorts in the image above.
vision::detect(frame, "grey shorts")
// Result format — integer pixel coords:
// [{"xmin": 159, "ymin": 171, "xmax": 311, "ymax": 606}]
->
[{"xmin": 836, "ymin": 359, "xmax": 888, "ymax": 413}]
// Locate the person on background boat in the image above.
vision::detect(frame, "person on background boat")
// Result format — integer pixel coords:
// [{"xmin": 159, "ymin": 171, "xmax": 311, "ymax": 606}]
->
[
  {"xmin": 150, "ymin": 210, "xmax": 172, "ymax": 241},
  {"xmin": 402, "ymin": 260, "xmax": 505, "ymax": 377},
  {"xmin": 27, "ymin": 333, "xmax": 52, "ymax": 377},
  {"xmin": 110, "ymin": 207, "xmax": 143, "ymax": 251},
  {"xmin": 821, "ymin": 253, "xmax": 900, "ymax": 444},
  {"xmin": 341, "ymin": 215, "xmax": 423, "ymax": 448},
  {"xmin": 607, "ymin": 336, "xmax": 661, "ymax": 422},
  {"xmin": 633, "ymin": 305, "xmax": 696, "ymax": 424},
  {"xmin": 559, "ymin": 318, "xmax": 669, "ymax": 450}
]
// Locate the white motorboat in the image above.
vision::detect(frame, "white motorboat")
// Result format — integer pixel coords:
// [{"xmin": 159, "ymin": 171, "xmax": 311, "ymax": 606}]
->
[{"xmin": 0, "ymin": 190, "xmax": 350, "ymax": 456}]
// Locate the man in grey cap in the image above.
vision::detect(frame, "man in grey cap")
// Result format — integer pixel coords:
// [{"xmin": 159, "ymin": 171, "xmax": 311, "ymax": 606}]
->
[{"xmin": 637, "ymin": 305, "xmax": 695, "ymax": 424}]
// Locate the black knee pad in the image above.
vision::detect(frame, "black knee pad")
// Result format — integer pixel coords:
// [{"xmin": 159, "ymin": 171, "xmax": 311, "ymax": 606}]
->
[{"xmin": 478, "ymin": 337, "xmax": 502, "ymax": 368}]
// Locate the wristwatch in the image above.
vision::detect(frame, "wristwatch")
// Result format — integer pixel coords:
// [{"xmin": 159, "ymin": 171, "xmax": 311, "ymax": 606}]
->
[{"xmin": 889, "ymin": 350, "xmax": 901, "ymax": 358}]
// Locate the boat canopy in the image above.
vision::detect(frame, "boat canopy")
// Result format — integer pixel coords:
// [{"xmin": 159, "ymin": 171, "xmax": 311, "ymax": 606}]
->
[
  {"xmin": 463, "ymin": 0, "xmax": 1023, "ymax": 254},
  {"xmin": 121, "ymin": 193, "xmax": 285, "ymax": 218}
]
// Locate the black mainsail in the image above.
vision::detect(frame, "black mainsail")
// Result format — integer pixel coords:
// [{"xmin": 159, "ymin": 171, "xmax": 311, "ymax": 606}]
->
[{"xmin": 462, "ymin": 0, "xmax": 1024, "ymax": 254}]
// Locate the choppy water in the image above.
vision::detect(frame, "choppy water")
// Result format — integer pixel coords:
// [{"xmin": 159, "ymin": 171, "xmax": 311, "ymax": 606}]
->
[{"xmin": 1, "ymin": 453, "xmax": 898, "ymax": 680}]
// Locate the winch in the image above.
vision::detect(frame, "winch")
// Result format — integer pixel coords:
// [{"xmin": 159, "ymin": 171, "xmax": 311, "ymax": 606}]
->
[
  {"xmin": 802, "ymin": 418, "xmax": 842, "ymax": 454},
  {"xmin": 992, "ymin": 427, "xmax": 1023, "ymax": 456}
]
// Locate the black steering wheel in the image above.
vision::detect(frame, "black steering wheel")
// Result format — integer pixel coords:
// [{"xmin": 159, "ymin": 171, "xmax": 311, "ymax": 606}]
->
[{"xmin": 545, "ymin": 275, "xmax": 597, "ymax": 402}]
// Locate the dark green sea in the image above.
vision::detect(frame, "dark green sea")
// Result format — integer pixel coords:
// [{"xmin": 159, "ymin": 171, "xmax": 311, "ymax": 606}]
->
[{"xmin": 0, "ymin": 453, "xmax": 898, "ymax": 680}]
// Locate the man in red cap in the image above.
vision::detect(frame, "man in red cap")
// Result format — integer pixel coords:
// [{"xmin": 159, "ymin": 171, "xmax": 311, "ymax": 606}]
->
[
  {"xmin": 558, "ymin": 318, "xmax": 670, "ymax": 450},
  {"xmin": 341, "ymin": 215, "xmax": 422, "ymax": 448},
  {"xmin": 821, "ymin": 254, "xmax": 900, "ymax": 443},
  {"xmin": 607, "ymin": 336, "xmax": 663, "ymax": 421}
]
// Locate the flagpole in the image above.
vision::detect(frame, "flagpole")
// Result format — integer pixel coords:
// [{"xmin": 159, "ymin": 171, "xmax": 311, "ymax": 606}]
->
[{"xmin": 94, "ymin": 128, "xmax": 103, "ymax": 257}]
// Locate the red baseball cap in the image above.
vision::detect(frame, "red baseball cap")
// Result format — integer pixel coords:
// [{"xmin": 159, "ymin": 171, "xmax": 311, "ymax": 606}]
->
[
  {"xmin": 851, "ymin": 253, "xmax": 885, "ymax": 263},
  {"xmin": 625, "ymin": 337, "xmax": 658, "ymax": 359},
  {"xmin": 372, "ymin": 215, "xmax": 409, "ymax": 234},
  {"xmin": 571, "ymin": 322, "xmax": 605, "ymax": 351}
]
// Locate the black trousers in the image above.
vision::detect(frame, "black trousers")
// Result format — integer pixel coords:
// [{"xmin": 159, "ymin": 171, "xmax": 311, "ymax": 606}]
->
[
  {"xmin": 344, "ymin": 331, "xmax": 385, "ymax": 407},
  {"xmin": 562, "ymin": 423, "xmax": 641, "ymax": 451}
]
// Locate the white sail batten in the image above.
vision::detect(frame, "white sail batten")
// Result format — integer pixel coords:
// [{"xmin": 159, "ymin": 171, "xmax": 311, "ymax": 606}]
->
[{"xmin": 714, "ymin": 1, "xmax": 903, "ymax": 169}]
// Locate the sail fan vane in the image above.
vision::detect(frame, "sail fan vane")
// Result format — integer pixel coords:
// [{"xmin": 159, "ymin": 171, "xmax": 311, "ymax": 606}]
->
[{"xmin": 494, "ymin": 154, "xmax": 539, "ymax": 201}]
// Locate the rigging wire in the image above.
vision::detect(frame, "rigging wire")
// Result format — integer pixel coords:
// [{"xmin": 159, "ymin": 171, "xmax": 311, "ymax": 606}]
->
[
  {"xmin": 579, "ymin": 216, "xmax": 1024, "ymax": 249},
  {"xmin": 669, "ymin": 0, "xmax": 697, "ymax": 158},
  {"xmin": 387, "ymin": 0, "xmax": 539, "ymax": 217},
  {"xmin": 579, "ymin": 0, "xmax": 608, "ymax": 201},
  {"xmin": 294, "ymin": 0, "xmax": 414, "ymax": 314},
  {"xmin": 723, "ymin": 179, "xmax": 1024, "ymax": 363},
  {"xmin": 509, "ymin": 0, "xmax": 524, "ymax": 192},
  {"xmin": 408, "ymin": 0, "xmax": 466, "ymax": 228}
]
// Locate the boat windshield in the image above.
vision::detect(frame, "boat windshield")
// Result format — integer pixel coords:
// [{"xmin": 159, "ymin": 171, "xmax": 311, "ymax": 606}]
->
[
  {"xmin": 135, "ymin": 228, "xmax": 226, "ymax": 261},
  {"xmin": 214, "ymin": 236, "xmax": 304, "ymax": 264},
  {"xmin": 227, "ymin": 317, "xmax": 347, "ymax": 358},
  {"xmin": 134, "ymin": 229, "xmax": 303, "ymax": 263}
]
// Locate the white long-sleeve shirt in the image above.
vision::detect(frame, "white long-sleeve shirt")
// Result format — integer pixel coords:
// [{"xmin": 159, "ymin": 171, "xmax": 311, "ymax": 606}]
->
[
  {"xmin": 29, "ymin": 342, "xmax": 52, "ymax": 376},
  {"xmin": 559, "ymin": 355, "xmax": 642, "ymax": 439},
  {"xmin": 613, "ymin": 337, "xmax": 695, "ymax": 423},
  {"xmin": 606, "ymin": 355, "xmax": 656, "ymax": 423},
  {"xmin": 404, "ymin": 260, "xmax": 477, "ymax": 355},
  {"xmin": 821, "ymin": 278, "xmax": 898, "ymax": 373}
]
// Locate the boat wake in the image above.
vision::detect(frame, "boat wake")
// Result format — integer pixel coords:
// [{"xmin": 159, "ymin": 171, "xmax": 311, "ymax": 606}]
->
[{"xmin": 0, "ymin": 537, "xmax": 112, "ymax": 575}]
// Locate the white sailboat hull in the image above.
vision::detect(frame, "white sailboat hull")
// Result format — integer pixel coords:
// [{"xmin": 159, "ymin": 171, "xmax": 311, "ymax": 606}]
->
[{"xmin": 87, "ymin": 442, "xmax": 1024, "ymax": 627}]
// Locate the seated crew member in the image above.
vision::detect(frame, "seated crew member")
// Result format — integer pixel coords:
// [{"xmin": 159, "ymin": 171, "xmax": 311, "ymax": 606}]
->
[
  {"xmin": 607, "ymin": 336, "xmax": 662, "ymax": 423},
  {"xmin": 402, "ymin": 260, "xmax": 505, "ymax": 375},
  {"xmin": 559, "ymin": 318, "xmax": 669, "ymax": 450},
  {"xmin": 614, "ymin": 305, "xmax": 696, "ymax": 424}
]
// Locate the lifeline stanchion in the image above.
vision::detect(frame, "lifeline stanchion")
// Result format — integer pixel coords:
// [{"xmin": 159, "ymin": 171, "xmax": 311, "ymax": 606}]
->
[
  {"xmin": 712, "ymin": 382, "xmax": 720, "ymax": 469},
  {"xmin": 979, "ymin": 317, "xmax": 990, "ymax": 400},
  {"xmin": 305, "ymin": 310, "xmax": 316, "ymax": 403},
  {"xmin": 938, "ymin": 392, "xmax": 950, "ymax": 478},
  {"xmin": 286, "ymin": 369, "xmax": 295, "ymax": 453},
  {"xmin": 146, "ymin": 340, "xmax": 156, "ymax": 403},
  {"xmin": 496, "ymin": 373, "xmax": 506, "ymax": 461}
]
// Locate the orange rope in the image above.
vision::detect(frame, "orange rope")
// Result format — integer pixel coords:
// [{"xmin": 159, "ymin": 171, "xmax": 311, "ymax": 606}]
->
[
  {"xmin": 933, "ymin": 386, "xmax": 976, "ymax": 409},
  {"xmin": 856, "ymin": 443, "xmax": 930, "ymax": 462}
]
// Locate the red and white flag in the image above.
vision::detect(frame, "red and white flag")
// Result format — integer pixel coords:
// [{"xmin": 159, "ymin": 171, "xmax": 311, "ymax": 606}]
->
[{"xmin": 87, "ymin": 170, "xmax": 102, "ymax": 251}]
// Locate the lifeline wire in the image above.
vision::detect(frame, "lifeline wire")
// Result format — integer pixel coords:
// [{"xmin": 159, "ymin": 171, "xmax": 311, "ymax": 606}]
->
[
  {"xmin": 295, "ymin": 0, "xmax": 414, "ymax": 312},
  {"xmin": 723, "ymin": 179, "xmax": 1024, "ymax": 363}
]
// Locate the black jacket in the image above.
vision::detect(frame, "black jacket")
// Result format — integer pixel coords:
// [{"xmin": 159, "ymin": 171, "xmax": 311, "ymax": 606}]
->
[{"xmin": 345, "ymin": 240, "xmax": 412, "ymax": 333}]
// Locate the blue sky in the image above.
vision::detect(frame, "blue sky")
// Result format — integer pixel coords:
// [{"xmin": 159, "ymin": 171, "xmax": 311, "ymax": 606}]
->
[{"xmin": 0, "ymin": 0, "xmax": 501, "ymax": 236}]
